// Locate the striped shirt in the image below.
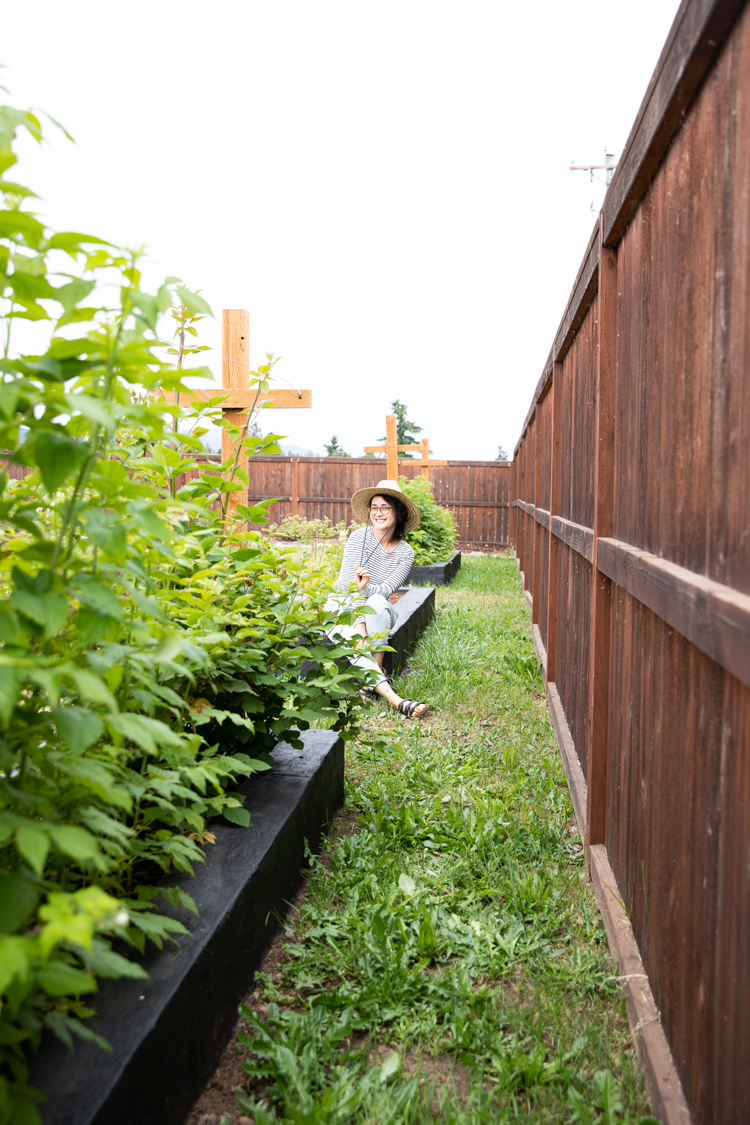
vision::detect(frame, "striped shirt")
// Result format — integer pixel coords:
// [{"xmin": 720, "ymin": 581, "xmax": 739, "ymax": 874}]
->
[{"xmin": 334, "ymin": 527, "xmax": 414, "ymax": 599}]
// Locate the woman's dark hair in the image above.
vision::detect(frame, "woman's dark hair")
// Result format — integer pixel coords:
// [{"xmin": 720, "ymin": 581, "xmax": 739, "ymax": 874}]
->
[{"xmin": 370, "ymin": 494, "xmax": 408, "ymax": 541}]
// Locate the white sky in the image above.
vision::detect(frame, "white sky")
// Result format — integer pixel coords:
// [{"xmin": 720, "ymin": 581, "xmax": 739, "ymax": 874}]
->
[{"xmin": 4, "ymin": 0, "xmax": 682, "ymax": 460}]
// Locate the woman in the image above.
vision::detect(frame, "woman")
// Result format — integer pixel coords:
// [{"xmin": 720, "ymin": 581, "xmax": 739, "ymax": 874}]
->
[{"xmin": 327, "ymin": 478, "xmax": 429, "ymax": 719}]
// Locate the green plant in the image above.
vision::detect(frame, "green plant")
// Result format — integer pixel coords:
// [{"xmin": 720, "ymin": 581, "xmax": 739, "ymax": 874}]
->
[
  {"xmin": 398, "ymin": 475, "xmax": 458, "ymax": 565},
  {"xmin": 0, "ymin": 99, "xmax": 367, "ymax": 1123},
  {"xmin": 268, "ymin": 515, "xmax": 351, "ymax": 543}
]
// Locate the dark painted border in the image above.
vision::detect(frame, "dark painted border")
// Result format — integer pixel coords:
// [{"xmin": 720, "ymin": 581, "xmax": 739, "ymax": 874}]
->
[
  {"xmin": 407, "ymin": 551, "xmax": 462, "ymax": 587},
  {"xmin": 30, "ymin": 731, "xmax": 345, "ymax": 1125},
  {"xmin": 383, "ymin": 586, "xmax": 435, "ymax": 677}
]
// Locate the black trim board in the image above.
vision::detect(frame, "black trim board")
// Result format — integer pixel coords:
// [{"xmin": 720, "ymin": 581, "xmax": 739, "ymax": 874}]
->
[
  {"xmin": 30, "ymin": 731, "xmax": 345, "ymax": 1125},
  {"xmin": 407, "ymin": 551, "xmax": 461, "ymax": 587}
]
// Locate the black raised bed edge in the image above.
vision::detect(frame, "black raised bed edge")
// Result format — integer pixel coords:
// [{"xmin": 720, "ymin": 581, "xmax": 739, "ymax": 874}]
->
[
  {"xmin": 382, "ymin": 585, "xmax": 435, "ymax": 677},
  {"xmin": 30, "ymin": 731, "xmax": 344, "ymax": 1125},
  {"xmin": 407, "ymin": 550, "xmax": 461, "ymax": 587}
]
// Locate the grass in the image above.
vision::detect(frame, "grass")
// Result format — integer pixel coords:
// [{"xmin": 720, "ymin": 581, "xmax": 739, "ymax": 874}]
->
[{"xmin": 233, "ymin": 556, "xmax": 656, "ymax": 1124}]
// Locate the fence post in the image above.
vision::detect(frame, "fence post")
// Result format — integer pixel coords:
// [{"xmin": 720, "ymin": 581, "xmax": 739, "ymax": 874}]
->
[
  {"xmin": 221, "ymin": 309, "xmax": 250, "ymax": 517},
  {"xmin": 291, "ymin": 457, "xmax": 300, "ymax": 516},
  {"xmin": 546, "ymin": 362, "xmax": 564, "ymax": 684},
  {"xmin": 586, "ymin": 221, "xmax": 618, "ymax": 848}
]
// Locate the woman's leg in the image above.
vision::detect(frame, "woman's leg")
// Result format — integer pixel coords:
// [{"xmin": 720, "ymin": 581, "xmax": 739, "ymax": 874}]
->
[{"xmin": 362, "ymin": 595, "xmax": 428, "ymax": 717}]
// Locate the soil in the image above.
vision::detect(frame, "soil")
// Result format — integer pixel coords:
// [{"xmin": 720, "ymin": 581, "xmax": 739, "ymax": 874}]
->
[{"xmin": 389, "ymin": 590, "xmax": 405, "ymax": 605}]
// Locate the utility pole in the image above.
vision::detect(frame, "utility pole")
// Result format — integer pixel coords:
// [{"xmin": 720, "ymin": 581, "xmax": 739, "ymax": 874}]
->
[{"xmin": 570, "ymin": 151, "xmax": 617, "ymax": 186}]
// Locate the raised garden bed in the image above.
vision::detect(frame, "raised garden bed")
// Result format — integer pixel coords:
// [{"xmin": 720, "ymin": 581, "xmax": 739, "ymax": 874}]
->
[
  {"xmin": 382, "ymin": 585, "xmax": 435, "ymax": 676},
  {"xmin": 29, "ymin": 731, "xmax": 344, "ymax": 1125},
  {"xmin": 407, "ymin": 549, "xmax": 461, "ymax": 587}
]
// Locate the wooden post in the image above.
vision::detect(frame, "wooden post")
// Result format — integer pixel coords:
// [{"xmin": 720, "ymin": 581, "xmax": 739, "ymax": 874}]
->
[
  {"xmin": 221, "ymin": 309, "xmax": 250, "ymax": 515},
  {"xmin": 291, "ymin": 456, "xmax": 300, "ymax": 516},
  {"xmin": 587, "ymin": 222, "xmax": 618, "ymax": 848},
  {"xmin": 386, "ymin": 414, "xmax": 398, "ymax": 480},
  {"xmin": 546, "ymin": 363, "xmax": 564, "ymax": 684},
  {"xmin": 420, "ymin": 438, "xmax": 430, "ymax": 479}
]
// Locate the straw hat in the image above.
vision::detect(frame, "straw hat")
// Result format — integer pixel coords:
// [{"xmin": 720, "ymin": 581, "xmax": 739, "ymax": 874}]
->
[{"xmin": 350, "ymin": 479, "xmax": 421, "ymax": 531}]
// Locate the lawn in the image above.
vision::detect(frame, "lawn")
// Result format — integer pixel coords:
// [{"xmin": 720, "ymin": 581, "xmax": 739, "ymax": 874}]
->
[{"xmin": 213, "ymin": 556, "xmax": 655, "ymax": 1124}]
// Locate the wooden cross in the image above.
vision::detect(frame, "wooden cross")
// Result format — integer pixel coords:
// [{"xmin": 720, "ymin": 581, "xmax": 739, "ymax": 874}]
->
[
  {"xmin": 364, "ymin": 414, "xmax": 447, "ymax": 480},
  {"xmin": 169, "ymin": 308, "xmax": 311, "ymax": 513}
]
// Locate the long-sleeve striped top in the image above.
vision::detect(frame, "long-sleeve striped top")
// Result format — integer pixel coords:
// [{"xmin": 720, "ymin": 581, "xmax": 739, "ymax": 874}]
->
[{"xmin": 334, "ymin": 527, "xmax": 415, "ymax": 600}]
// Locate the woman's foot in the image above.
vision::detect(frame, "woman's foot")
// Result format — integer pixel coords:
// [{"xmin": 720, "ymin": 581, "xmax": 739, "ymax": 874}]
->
[{"xmin": 375, "ymin": 680, "xmax": 429, "ymax": 718}]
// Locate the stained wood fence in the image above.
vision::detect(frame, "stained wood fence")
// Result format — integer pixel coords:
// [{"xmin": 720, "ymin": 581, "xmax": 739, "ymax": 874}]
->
[
  {"xmin": 179, "ymin": 455, "xmax": 511, "ymax": 549},
  {"xmin": 509, "ymin": 1, "xmax": 750, "ymax": 1122}
]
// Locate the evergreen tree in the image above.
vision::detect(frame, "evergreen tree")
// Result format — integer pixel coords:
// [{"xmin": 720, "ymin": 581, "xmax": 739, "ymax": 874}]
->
[
  {"xmin": 496, "ymin": 444, "xmax": 509, "ymax": 460},
  {"xmin": 324, "ymin": 435, "xmax": 350, "ymax": 457},
  {"xmin": 380, "ymin": 399, "xmax": 423, "ymax": 457}
]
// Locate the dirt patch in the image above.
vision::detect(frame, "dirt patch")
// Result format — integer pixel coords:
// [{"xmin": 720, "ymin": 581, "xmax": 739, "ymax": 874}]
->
[{"xmin": 389, "ymin": 590, "xmax": 405, "ymax": 605}]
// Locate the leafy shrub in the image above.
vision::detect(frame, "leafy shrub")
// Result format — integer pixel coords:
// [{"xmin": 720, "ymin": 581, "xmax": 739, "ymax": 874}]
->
[
  {"xmin": 398, "ymin": 475, "xmax": 458, "ymax": 565},
  {"xmin": 268, "ymin": 514, "xmax": 352, "ymax": 542},
  {"xmin": 0, "ymin": 101, "xmax": 365, "ymax": 1122}
]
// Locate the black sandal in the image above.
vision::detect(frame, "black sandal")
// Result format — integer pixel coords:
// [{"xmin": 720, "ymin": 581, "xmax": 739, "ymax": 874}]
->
[
  {"xmin": 397, "ymin": 699, "xmax": 430, "ymax": 720},
  {"xmin": 359, "ymin": 687, "xmax": 379, "ymax": 702}
]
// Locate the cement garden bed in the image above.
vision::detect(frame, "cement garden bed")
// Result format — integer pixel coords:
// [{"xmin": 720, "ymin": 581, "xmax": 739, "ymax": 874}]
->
[
  {"xmin": 29, "ymin": 731, "xmax": 344, "ymax": 1125},
  {"xmin": 407, "ymin": 550, "xmax": 461, "ymax": 587}
]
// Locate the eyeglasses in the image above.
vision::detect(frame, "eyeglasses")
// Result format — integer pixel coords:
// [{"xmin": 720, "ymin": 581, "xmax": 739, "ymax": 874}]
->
[{"xmin": 370, "ymin": 505, "xmax": 392, "ymax": 515}]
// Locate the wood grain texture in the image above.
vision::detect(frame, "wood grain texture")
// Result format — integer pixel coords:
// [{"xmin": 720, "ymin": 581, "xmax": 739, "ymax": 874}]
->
[
  {"xmin": 550, "ymin": 515, "xmax": 594, "ymax": 562},
  {"xmin": 165, "ymin": 388, "xmax": 311, "ymax": 408},
  {"xmin": 597, "ymin": 537, "xmax": 750, "ymax": 691},
  {"xmin": 221, "ymin": 309, "xmax": 250, "ymax": 514}
]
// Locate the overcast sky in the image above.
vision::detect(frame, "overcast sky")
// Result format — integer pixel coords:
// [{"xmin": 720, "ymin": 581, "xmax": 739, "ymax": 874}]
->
[{"xmin": 4, "ymin": 0, "xmax": 682, "ymax": 460}]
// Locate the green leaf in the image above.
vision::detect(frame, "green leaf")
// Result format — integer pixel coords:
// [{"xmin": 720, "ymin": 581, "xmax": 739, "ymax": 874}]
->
[
  {"xmin": 82, "ymin": 509, "xmax": 127, "ymax": 563},
  {"xmin": 398, "ymin": 874, "xmax": 416, "ymax": 896},
  {"xmin": 75, "ymin": 608, "xmax": 119, "ymax": 646},
  {"xmin": 175, "ymin": 287, "xmax": 212, "ymax": 317},
  {"xmin": 223, "ymin": 806, "xmax": 251, "ymax": 827},
  {"xmin": 37, "ymin": 963, "xmax": 97, "ymax": 997},
  {"xmin": 107, "ymin": 713, "xmax": 181, "ymax": 753},
  {"xmin": 15, "ymin": 827, "xmax": 50, "ymax": 876},
  {"xmin": 32, "ymin": 430, "xmax": 88, "ymax": 493},
  {"xmin": 74, "ymin": 579, "xmax": 123, "ymax": 620},
  {"xmin": 593, "ymin": 1070, "xmax": 623, "ymax": 1124},
  {"xmin": 52, "ymin": 706, "xmax": 104, "ymax": 755},
  {"xmin": 0, "ymin": 871, "xmax": 39, "ymax": 932},
  {"xmin": 0, "ymin": 664, "xmax": 22, "ymax": 725},
  {"xmin": 10, "ymin": 589, "xmax": 69, "ymax": 638},
  {"xmin": 49, "ymin": 825, "xmax": 100, "ymax": 864},
  {"xmin": 54, "ymin": 278, "xmax": 96, "ymax": 314},
  {"xmin": 67, "ymin": 668, "xmax": 115, "ymax": 709}
]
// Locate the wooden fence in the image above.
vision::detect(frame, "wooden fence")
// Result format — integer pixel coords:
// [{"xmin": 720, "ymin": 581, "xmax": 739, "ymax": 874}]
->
[
  {"xmin": 181, "ymin": 454, "xmax": 511, "ymax": 549},
  {"xmin": 509, "ymin": 1, "xmax": 750, "ymax": 1121}
]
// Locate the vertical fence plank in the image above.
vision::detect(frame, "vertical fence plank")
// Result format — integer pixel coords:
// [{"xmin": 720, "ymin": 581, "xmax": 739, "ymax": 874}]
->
[
  {"xmin": 587, "ymin": 228, "xmax": 617, "ymax": 847},
  {"xmin": 546, "ymin": 363, "xmax": 564, "ymax": 684}
]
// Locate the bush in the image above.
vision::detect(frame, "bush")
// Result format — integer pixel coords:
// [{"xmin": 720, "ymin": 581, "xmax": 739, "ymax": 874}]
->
[
  {"xmin": 0, "ymin": 100, "xmax": 367, "ymax": 1123},
  {"xmin": 398, "ymin": 476, "xmax": 458, "ymax": 565},
  {"xmin": 268, "ymin": 514, "xmax": 352, "ymax": 542}
]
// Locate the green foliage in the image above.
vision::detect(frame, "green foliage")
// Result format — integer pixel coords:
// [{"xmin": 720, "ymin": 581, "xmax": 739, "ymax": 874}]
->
[
  {"xmin": 323, "ymin": 435, "xmax": 349, "ymax": 457},
  {"xmin": 398, "ymin": 475, "xmax": 458, "ymax": 565},
  {"xmin": 0, "ymin": 99, "xmax": 367, "ymax": 1122},
  {"xmin": 379, "ymin": 400, "xmax": 422, "ymax": 456},
  {"xmin": 268, "ymin": 515, "xmax": 353, "ymax": 543}
]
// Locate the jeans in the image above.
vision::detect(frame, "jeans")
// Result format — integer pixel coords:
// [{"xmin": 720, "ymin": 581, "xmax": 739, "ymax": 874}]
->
[{"xmin": 324, "ymin": 592, "xmax": 398, "ymax": 688}]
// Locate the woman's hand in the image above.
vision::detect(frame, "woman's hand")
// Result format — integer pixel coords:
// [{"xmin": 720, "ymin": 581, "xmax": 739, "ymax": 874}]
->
[{"xmin": 354, "ymin": 566, "xmax": 370, "ymax": 592}]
